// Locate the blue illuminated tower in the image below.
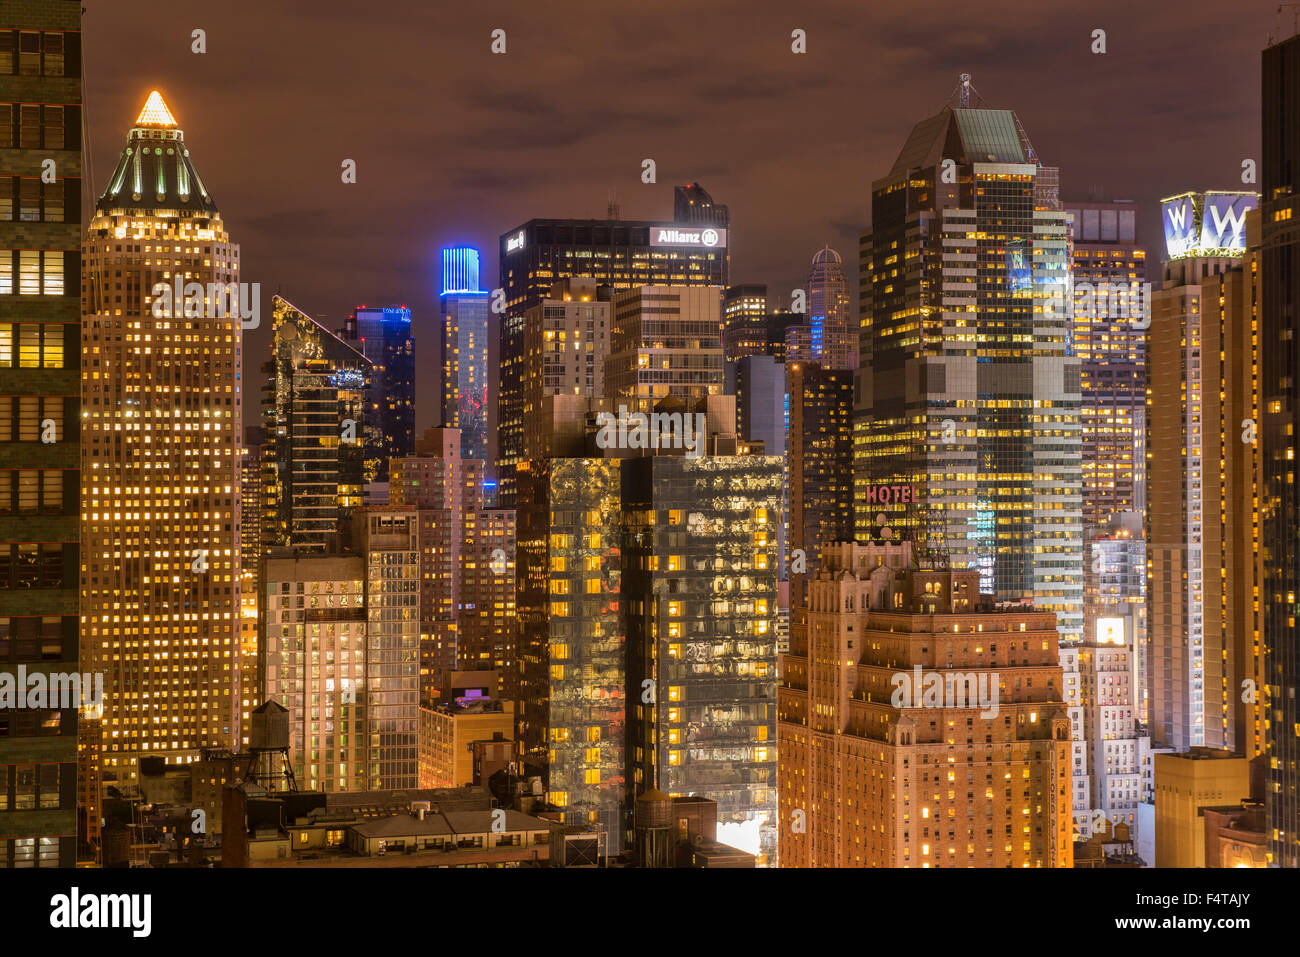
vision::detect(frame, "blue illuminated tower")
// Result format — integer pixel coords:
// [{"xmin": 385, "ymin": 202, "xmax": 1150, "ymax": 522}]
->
[{"xmin": 440, "ymin": 246, "xmax": 491, "ymax": 467}]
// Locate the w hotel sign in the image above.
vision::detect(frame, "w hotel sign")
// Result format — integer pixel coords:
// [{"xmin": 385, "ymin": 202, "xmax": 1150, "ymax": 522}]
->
[{"xmin": 1161, "ymin": 190, "xmax": 1258, "ymax": 260}]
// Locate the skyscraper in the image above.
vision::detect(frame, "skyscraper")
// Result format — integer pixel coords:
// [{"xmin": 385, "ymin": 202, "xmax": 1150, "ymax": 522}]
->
[
  {"xmin": 262, "ymin": 295, "xmax": 370, "ymax": 553},
  {"xmin": 1261, "ymin": 29, "xmax": 1300, "ymax": 868},
  {"xmin": 496, "ymin": 194, "xmax": 729, "ymax": 505},
  {"xmin": 340, "ymin": 304, "xmax": 414, "ymax": 483},
  {"xmin": 622, "ymin": 447, "xmax": 783, "ymax": 864},
  {"xmin": 516, "ymin": 456, "xmax": 626, "ymax": 845},
  {"xmin": 605, "ymin": 285, "xmax": 725, "ymax": 413},
  {"xmin": 521, "ymin": 277, "xmax": 611, "ymax": 462},
  {"xmin": 0, "ymin": 0, "xmax": 81, "ymax": 868},
  {"xmin": 787, "ymin": 247, "xmax": 855, "ymax": 371},
  {"xmin": 390, "ymin": 427, "xmax": 517, "ymax": 702},
  {"xmin": 787, "ymin": 361, "xmax": 853, "ymax": 608},
  {"xmin": 1146, "ymin": 191, "xmax": 1260, "ymax": 754},
  {"xmin": 440, "ymin": 247, "xmax": 490, "ymax": 463},
  {"xmin": 778, "ymin": 540, "xmax": 1073, "ymax": 867},
  {"xmin": 854, "ymin": 96, "xmax": 1082, "ymax": 644},
  {"xmin": 674, "ymin": 181, "xmax": 729, "ymax": 228},
  {"xmin": 262, "ymin": 507, "xmax": 420, "ymax": 792},
  {"xmin": 723, "ymin": 284, "xmax": 768, "ymax": 362},
  {"xmin": 1061, "ymin": 199, "xmax": 1148, "ymax": 526},
  {"xmin": 81, "ymin": 91, "xmax": 241, "ymax": 784}
]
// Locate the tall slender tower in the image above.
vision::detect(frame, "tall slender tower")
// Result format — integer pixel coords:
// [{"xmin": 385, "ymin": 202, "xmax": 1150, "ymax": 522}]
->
[
  {"xmin": 439, "ymin": 246, "xmax": 490, "ymax": 463},
  {"xmin": 339, "ymin": 304, "xmax": 414, "ymax": 485},
  {"xmin": 82, "ymin": 92, "xmax": 241, "ymax": 785},
  {"xmin": 854, "ymin": 91, "xmax": 1082, "ymax": 645},
  {"xmin": 1261, "ymin": 30, "xmax": 1300, "ymax": 867},
  {"xmin": 787, "ymin": 247, "xmax": 855, "ymax": 370},
  {"xmin": 0, "ymin": 0, "xmax": 83, "ymax": 868},
  {"xmin": 262, "ymin": 295, "xmax": 370, "ymax": 553}
]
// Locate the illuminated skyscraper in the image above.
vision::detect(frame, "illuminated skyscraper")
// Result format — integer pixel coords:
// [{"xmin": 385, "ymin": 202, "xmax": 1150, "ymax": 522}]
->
[
  {"xmin": 516, "ymin": 456, "xmax": 626, "ymax": 845},
  {"xmin": 778, "ymin": 541, "xmax": 1074, "ymax": 867},
  {"xmin": 440, "ymin": 247, "xmax": 490, "ymax": 463},
  {"xmin": 496, "ymin": 194, "xmax": 729, "ymax": 505},
  {"xmin": 674, "ymin": 182, "xmax": 729, "ymax": 229},
  {"xmin": 81, "ymin": 91, "xmax": 240, "ymax": 784},
  {"xmin": 262, "ymin": 295, "xmax": 370, "ymax": 553},
  {"xmin": 340, "ymin": 304, "xmax": 414, "ymax": 483},
  {"xmin": 723, "ymin": 284, "xmax": 768, "ymax": 361},
  {"xmin": 262, "ymin": 508, "xmax": 420, "ymax": 792},
  {"xmin": 521, "ymin": 277, "xmax": 611, "ymax": 463},
  {"xmin": 1061, "ymin": 199, "xmax": 1148, "ymax": 525},
  {"xmin": 622, "ymin": 446, "xmax": 783, "ymax": 864},
  {"xmin": 786, "ymin": 247, "xmax": 855, "ymax": 371},
  {"xmin": 853, "ymin": 96, "xmax": 1082, "ymax": 644},
  {"xmin": 1261, "ymin": 30, "xmax": 1300, "ymax": 868},
  {"xmin": 787, "ymin": 361, "xmax": 853, "ymax": 608},
  {"xmin": 1146, "ymin": 191, "xmax": 1261, "ymax": 754},
  {"xmin": 605, "ymin": 285, "xmax": 725, "ymax": 414},
  {"xmin": 0, "ymin": 0, "xmax": 81, "ymax": 867},
  {"xmin": 390, "ymin": 427, "xmax": 517, "ymax": 702}
]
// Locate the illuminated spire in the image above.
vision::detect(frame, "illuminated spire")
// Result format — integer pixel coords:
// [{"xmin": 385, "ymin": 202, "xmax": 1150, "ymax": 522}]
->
[{"xmin": 135, "ymin": 90, "xmax": 177, "ymax": 128}]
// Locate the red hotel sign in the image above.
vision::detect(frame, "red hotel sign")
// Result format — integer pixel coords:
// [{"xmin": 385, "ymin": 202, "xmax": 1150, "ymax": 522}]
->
[{"xmin": 863, "ymin": 484, "xmax": 915, "ymax": 505}]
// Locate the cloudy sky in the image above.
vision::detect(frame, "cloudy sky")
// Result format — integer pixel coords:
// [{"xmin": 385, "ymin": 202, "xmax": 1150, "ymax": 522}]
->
[{"xmin": 85, "ymin": 0, "xmax": 1271, "ymax": 430}]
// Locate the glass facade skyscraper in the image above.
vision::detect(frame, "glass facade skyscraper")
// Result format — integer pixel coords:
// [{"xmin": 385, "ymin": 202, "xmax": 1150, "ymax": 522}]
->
[
  {"xmin": 262, "ymin": 296, "xmax": 371, "ymax": 553},
  {"xmin": 516, "ymin": 457, "xmax": 626, "ymax": 846},
  {"xmin": 340, "ymin": 304, "xmax": 414, "ymax": 484},
  {"xmin": 854, "ymin": 103, "xmax": 1082, "ymax": 644},
  {"xmin": 496, "ymin": 203, "xmax": 729, "ymax": 506},
  {"xmin": 440, "ymin": 247, "xmax": 490, "ymax": 464},
  {"xmin": 622, "ymin": 452, "xmax": 783, "ymax": 865}
]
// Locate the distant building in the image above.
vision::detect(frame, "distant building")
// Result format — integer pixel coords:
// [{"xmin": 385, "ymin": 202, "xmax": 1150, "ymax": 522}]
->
[
  {"xmin": 440, "ymin": 247, "xmax": 490, "ymax": 463},
  {"xmin": 390, "ymin": 427, "xmax": 516, "ymax": 701},
  {"xmin": 605, "ymin": 285, "xmax": 725, "ymax": 413},
  {"xmin": 261, "ymin": 509, "xmax": 420, "ymax": 792},
  {"xmin": 340, "ymin": 305, "xmax": 415, "ymax": 482},
  {"xmin": 787, "ymin": 361, "xmax": 853, "ymax": 610},
  {"xmin": 262, "ymin": 295, "xmax": 370, "ymax": 553},
  {"xmin": 521, "ymin": 278, "xmax": 612, "ymax": 463},
  {"xmin": 723, "ymin": 284, "xmax": 768, "ymax": 361},
  {"xmin": 1061, "ymin": 198, "xmax": 1148, "ymax": 525},
  {"xmin": 786, "ymin": 247, "xmax": 854, "ymax": 371},
  {"xmin": 496, "ymin": 198, "xmax": 729, "ymax": 505}
]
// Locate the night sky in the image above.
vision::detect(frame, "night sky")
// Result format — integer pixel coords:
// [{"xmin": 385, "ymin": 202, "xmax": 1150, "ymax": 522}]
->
[{"xmin": 85, "ymin": 0, "xmax": 1269, "ymax": 432}]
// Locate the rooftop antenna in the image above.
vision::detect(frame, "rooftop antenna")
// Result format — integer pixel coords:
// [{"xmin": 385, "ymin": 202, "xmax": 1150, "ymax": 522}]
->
[
  {"xmin": 950, "ymin": 73, "xmax": 985, "ymax": 109},
  {"xmin": 607, "ymin": 188, "xmax": 621, "ymax": 221}
]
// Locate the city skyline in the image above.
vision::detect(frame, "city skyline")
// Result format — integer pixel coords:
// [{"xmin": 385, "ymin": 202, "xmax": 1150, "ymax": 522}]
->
[
  {"xmin": 82, "ymin": 0, "xmax": 1265, "ymax": 432},
  {"xmin": 1, "ymin": 0, "xmax": 1297, "ymax": 892}
]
